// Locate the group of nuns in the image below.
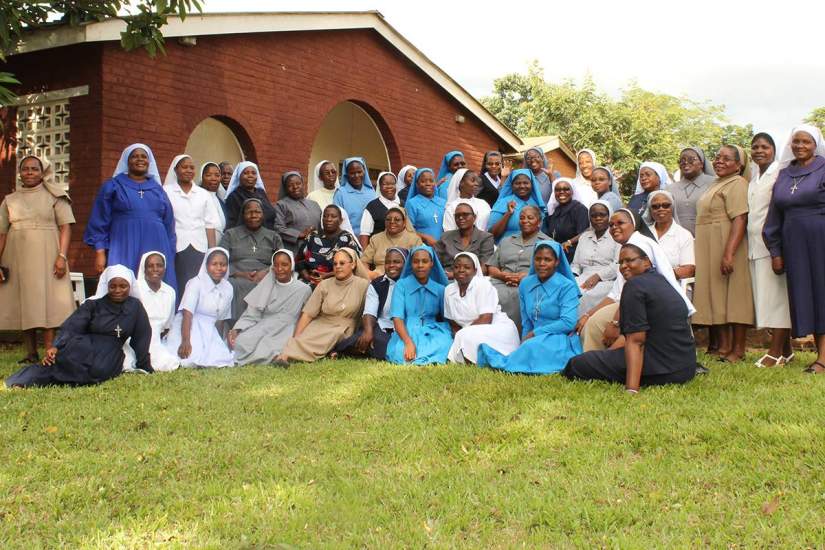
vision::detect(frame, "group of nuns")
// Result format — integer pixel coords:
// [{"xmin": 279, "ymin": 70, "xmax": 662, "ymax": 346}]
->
[{"xmin": 31, "ymin": 130, "xmax": 825, "ymax": 394}]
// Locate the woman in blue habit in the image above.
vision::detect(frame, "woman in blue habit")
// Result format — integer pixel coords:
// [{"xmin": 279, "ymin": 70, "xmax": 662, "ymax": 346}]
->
[{"xmin": 477, "ymin": 239, "xmax": 582, "ymax": 374}]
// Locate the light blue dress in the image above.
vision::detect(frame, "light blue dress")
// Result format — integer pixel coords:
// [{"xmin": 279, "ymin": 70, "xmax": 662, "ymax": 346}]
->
[
  {"xmin": 435, "ymin": 150, "xmax": 463, "ymax": 200},
  {"xmin": 333, "ymin": 157, "xmax": 377, "ymax": 232},
  {"xmin": 487, "ymin": 168, "xmax": 546, "ymax": 242},
  {"xmin": 405, "ymin": 168, "xmax": 447, "ymax": 240},
  {"xmin": 477, "ymin": 240, "xmax": 582, "ymax": 374},
  {"xmin": 386, "ymin": 245, "xmax": 453, "ymax": 365}
]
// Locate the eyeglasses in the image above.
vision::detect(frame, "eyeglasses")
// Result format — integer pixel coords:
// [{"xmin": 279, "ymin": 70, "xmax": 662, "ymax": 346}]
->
[
  {"xmin": 617, "ymin": 256, "xmax": 643, "ymax": 266},
  {"xmin": 679, "ymin": 157, "xmax": 700, "ymax": 165},
  {"xmin": 650, "ymin": 203, "xmax": 672, "ymax": 210}
]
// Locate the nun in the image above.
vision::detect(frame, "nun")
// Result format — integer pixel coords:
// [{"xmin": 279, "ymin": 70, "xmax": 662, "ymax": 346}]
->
[
  {"xmin": 197, "ymin": 162, "xmax": 227, "ymax": 243},
  {"xmin": 224, "ymin": 161, "xmax": 277, "ymax": 230},
  {"xmin": 628, "ymin": 161, "xmax": 670, "ymax": 220},
  {"xmin": 642, "ymin": 190, "xmax": 695, "ymax": 281},
  {"xmin": 442, "ymin": 168, "xmax": 492, "ymax": 232},
  {"xmin": 359, "ymin": 171, "xmax": 404, "ymax": 249},
  {"xmin": 523, "ymin": 146, "xmax": 555, "ymax": 204},
  {"xmin": 404, "ymin": 168, "xmax": 448, "ymax": 246},
  {"xmin": 333, "ymin": 157, "xmax": 377, "ymax": 232},
  {"xmin": 273, "ymin": 170, "xmax": 322, "ymax": 255},
  {"xmin": 396, "ymin": 164, "xmax": 417, "ymax": 204},
  {"xmin": 165, "ymin": 247, "xmax": 235, "ymax": 368},
  {"xmin": 670, "ymin": 147, "xmax": 715, "ymax": 236},
  {"xmin": 444, "ymin": 252, "xmax": 520, "ymax": 364},
  {"xmin": 487, "ymin": 169, "xmax": 547, "ymax": 241},
  {"xmin": 435, "ymin": 150, "xmax": 466, "ymax": 199},
  {"xmin": 386, "ymin": 244, "xmax": 453, "ymax": 365},
  {"xmin": 477, "ymin": 240, "xmax": 582, "ymax": 374},
  {"xmin": 571, "ymin": 200, "xmax": 620, "ymax": 315},
  {"xmin": 83, "ymin": 143, "xmax": 177, "ymax": 290},
  {"xmin": 306, "ymin": 160, "xmax": 339, "ymax": 210},
  {"xmin": 542, "ymin": 177, "xmax": 590, "ymax": 262},
  {"xmin": 5, "ymin": 265, "xmax": 152, "ymax": 388},
  {"xmin": 229, "ymin": 249, "xmax": 313, "ymax": 365}
]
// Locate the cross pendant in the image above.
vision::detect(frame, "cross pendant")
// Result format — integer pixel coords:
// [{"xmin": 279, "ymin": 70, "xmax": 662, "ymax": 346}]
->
[
  {"xmin": 433, "ymin": 211, "xmax": 438, "ymax": 224},
  {"xmin": 790, "ymin": 181, "xmax": 799, "ymax": 194},
  {"xmin": 251, "ymin": 244, "xmax": 257, "ymax": 253},
  {"xmin": 138, "ymin": 189, "xmax": 145, "ymax": 199},
  {"xmin": 115, "ymin": 324, "xmax": 123, "ymax": 338}
]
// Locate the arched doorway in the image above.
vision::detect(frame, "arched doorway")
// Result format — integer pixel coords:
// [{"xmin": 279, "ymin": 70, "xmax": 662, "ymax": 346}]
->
[
  {"xmin": 308, "ymin": 101, "xmax": 391, "ymax": 190},
  {"xmin": 185, "ymin": 117, "xmax": 247, "ymax": 171}
]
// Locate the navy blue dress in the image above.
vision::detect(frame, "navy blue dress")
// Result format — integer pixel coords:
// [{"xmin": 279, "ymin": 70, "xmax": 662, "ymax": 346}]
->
[{"xmin": 5, "ymin": 297, "xmax": 152, "ymax": 387}]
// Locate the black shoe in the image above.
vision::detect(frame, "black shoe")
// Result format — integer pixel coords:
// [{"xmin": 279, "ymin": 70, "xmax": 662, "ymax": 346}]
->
[
  {"xmin": 695, "ymin": 363, "xmax": 709, "ymax": 375},
  {"xmin": 17, "ymin": 354, "xmax": 39, "ymax": 365}
]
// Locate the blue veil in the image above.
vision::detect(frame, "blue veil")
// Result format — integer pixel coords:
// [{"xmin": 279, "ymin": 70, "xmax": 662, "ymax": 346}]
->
[
  {"xmin": 405, "ymin": 167, "xmax": 436, "ymax": 201},
  {"xmin": 490, "ymin": 168, "xmax": 546, "ymax": 215},
  {"xmin": 437, "ymin": 150, "xmax": 464, "ymax": 182},
  {"xmin": 529, "ymin": 239, "xmax": 577, "ymax": 290},
  {"xmin": 399, "ymin": 244, "xmax": 449, "ymax": 286},
  {"xmin": 340, "ymin": 157, "xmax": 374, "ymax": 190}
]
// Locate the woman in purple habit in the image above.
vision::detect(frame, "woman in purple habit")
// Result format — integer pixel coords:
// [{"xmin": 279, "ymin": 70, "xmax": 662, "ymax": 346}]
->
[
  {"xmin": 763, "ymin": 124, "xmax": 825, "ymax": 373},
  {"xmin": 84, "ymin": 143, "xmax": 177, "ymax": 291}
]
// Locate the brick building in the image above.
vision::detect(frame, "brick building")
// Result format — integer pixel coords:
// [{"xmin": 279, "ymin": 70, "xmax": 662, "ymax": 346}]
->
[{"xmin": 1, "ymin": 11, "xmax": 574, "ymax": 276}]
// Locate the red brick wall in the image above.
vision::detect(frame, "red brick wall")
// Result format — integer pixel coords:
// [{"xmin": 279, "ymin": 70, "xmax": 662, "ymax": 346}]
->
[{"xmin": 2, "ymin": 28, "xmax": 510, "ymax": 275}]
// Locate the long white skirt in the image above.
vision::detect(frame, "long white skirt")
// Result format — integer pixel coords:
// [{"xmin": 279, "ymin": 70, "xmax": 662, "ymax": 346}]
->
[
  {"xmin": 448, "ymin": 314, "xmax": 521, "ymax": 364},
  {"xmin": 165, "ymin": 312, "xmax": 234, "ymax": 368},
  {"xmin": 575, "ymin": 274, "xmax": 613, "ymax": 316},
  {"xmin": 749, "ymin": 257, "xmax": 791, "ymax": 329},
  {"xmin": 123, "ymin": 329, "xmax": 181, "ymax": 373}
]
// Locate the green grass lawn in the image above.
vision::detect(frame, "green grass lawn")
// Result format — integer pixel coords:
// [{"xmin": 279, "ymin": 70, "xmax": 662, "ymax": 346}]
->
[{"xmin": 1, "ymin": 347, "xmax": 824, "ymax": 548}]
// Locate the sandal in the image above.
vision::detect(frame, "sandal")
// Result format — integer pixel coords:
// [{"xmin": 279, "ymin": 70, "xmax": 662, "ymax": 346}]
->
[
  {"xmin": 755, "ymin": 354, "xmax": 782, "ymax": 368},
  {"xmin": 780, "ymin": 352, "xmax": 795, "ymax": 365},
  {"xmin": 803, "ymin": 361, "xmax": 825, "ymax": 374}
]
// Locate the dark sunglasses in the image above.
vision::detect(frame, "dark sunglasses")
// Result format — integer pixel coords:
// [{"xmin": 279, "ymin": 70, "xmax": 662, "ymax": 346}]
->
[{"xmin": 650, "ymin": 203, "xmax": 672, "ymax": 210}]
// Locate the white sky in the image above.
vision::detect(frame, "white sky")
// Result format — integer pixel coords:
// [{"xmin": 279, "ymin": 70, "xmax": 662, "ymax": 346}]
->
[{"xmin": 199, "ymin": 0, "xmax": 825, "ymax": 149}]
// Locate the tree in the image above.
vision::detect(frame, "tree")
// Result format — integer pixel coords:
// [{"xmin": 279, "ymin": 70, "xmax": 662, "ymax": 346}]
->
[
  {"xmin": 482, "ymin": 62, "xmax": 754, "ymax": 194},
  {"xmin": 804, "ymin": 107, "xmax": 825, "ymax": 132},
  {"xmin": 0, "ymin": 1, "xmax": 202, "ymax": 105}
]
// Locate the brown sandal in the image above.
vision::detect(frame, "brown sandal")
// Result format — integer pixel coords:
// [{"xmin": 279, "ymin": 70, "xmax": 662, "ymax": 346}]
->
[{"xmin": 803, "ymin": 361, "xmax": 825, "ymax": 374}]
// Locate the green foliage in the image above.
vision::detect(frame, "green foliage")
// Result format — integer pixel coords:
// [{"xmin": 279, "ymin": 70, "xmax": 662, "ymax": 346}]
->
[
  {"xmin": 804, "ymin": 106, "xmax": 825, "ymax": 132},
  {"xmin": 482, "ymin": 63, "xmax": 754, "ymax": 193},
  {"xmin": 1, "ymin": 346, "xmax": 825, "ymax": 546}
]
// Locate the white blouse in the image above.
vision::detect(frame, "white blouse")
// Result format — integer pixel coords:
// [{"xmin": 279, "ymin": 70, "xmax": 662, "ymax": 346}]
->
[{"xmin": 650, "ymin": 222, "xmax": 695, "ymax": 268}]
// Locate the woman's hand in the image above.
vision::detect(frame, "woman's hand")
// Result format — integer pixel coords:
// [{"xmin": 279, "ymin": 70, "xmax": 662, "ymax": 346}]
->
[
  {"xmin": 602, "ymin": 323, "xmax": 620, "ymax": 347},
  {"xmin": 501, "ymin": 159, "xmax": 512, "ymax": 180},
  {"xmin": 53, "ymin": 255, "xmax": 68, "ymax": 279},
  {"xmin": 227, "ymin": 329, "xmax": 238, "ymax": 349},
  {"xmin": 42, "ymin": 347, "xmax": 58, "ymax": 366},
  {"xmin": 403, "ymin": 340, "xmax": 417, "ymax": 362},
  {"xmin": 542, "ymin": 161, "xmax": 556, "ymax": 180},
  {"xmin": 253, "ymin": 270, "xmax": 267, "ymax": 283},
  {"xmin": 575, "ymin": 313, "xmax": 591, "ymax": 333},
  {"xmin": 523, "ymin": 331, "xmax": 535, "ymax": 341},
  {"xmin": 771, "ymin": 256, "xmax": 784, "ymax": 275},
  {"xmin": 95, "ymin": 250, "xmax": 107, "ymax": 274},
  {"xmin": 178, "ymin": 340, "xmax": 192, "ymax": 359},
  {"xmin": 720, "ymin": 253, "xmax": 734, "ymax": 276},
  {"xmin": 562, "ymin": 240, "xmax": 573, "ymax": 253},
  {"xmin": 580, "ymin": 274, "xmax": 600, "ymax": 290},
  {"xmin": 355, "ymin": 330, "xmax": 374, "ymax": 354},
  {"xmin": 299, "ymin": 227, "xmax": 315, "ymax": 240},
  {"xmin": 506, "ymin": 200, "xmax": 517, "ymax": 214},
  {"xmin": 421, "ymin": 235, "xmax": 438, "ymax": 247}
]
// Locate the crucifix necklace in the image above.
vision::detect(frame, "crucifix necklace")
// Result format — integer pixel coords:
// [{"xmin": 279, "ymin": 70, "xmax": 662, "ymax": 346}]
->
[
  {"xmin": 790, "ymin": 175, "xmax": 806, "ymax": 194},
  {"xmin": 114, "ymin": 324, "xmax": 123, "ymax": 338},
  {"xmin": 432, "ymin": 210, "xmax": 439, "ymax": 225},
  {"xmin": 137, "ymin": 187, "xmax": 144, "ymax": 199},
  {"xmin": 251, "ymin": 243, "xmax": 257, "ymax": 253},
  {"xmin": 532, "ymin": 288, "xmax": 544, "ymax": 322}
]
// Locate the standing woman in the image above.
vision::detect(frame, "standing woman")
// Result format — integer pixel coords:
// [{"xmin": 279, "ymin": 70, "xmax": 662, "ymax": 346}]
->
[
  {"xmin": 748, "ymin": 132, "xmax": 792, "ymax": 367},
  {"xmin": 386, "ymin": 245, "xmax": 453, "ymax": 365},
  {"xmin": 523, "ymin": 146, "xmax": 555, "ymax": 204},
  {"xmin": 307, "ymin": 160, "xmax": 339, "ymax": 210},
  {"xmin": 217, "ymin": 162, "xmax": 233, "ymax": 202},
  {"xmin": 487, "ymin": 168, "xmax": 546, "ymax": 241},
  {"xmin": 273, "ymin": 171, "xmax": 322, "ymax": 255},
  {"xmin": 197, "ymin": 162, "xmax": 227, "ymax": 243},
  {"xmin": 164, "ymin": 154, "xmax": 219, "ymax": 294},
  {"xmin": 477, "ymin": 151, "xmax": 508, "ymax": 207},
  {"xmin": 435, "ymin": 150, "xmax": 466, "ymax": 199},
  {"xmin": 671, "ymin": 147, "xmax": 715, "ymax": 236},
  {"xmin": 84, "ymin": 143, "xmax": 177, "ymax": 289},
  {"xmin": 0, "ymin": 155, "xmax": 76, "ymax": 364},
  {"xmin": 572, "ymin": 149, "xmax": 599, "ymax": 206},
  {"xmin": 224, "ymin": 161, "xmax": 277, "ymax": 230},
  {"xmin": 396, "ymin": 164, "xmax": 417, "ymax": 204},
  {"xmin": 628, "ymin": 162, "xmax": 669, "ymax": 220},
  {"xmin": 359, "ymin": 171, "xmax": 403, "ymax": 249},
  {"xmin": 404, "ymin": 168, "xmax": 447, "ymax": 246},
  {"xmin": 590, "ymin": 166, "xmax": 624, "ymax": 212},
  {"xmin": 443, "ymin": 168, "xmax": 492, "ymax": 232},
  {"xmin": 693, "ymin": 145, "xmax": 754, "ymax": 362},
  {"xmin": 333, "ymin": 157, "xmax": 377, "ymax": 233},
  {"xmin": 543, "ymin": 177, "xmax": 590, "ymax": 262},
  {"xmin": 763, "ymin": 125, "xmax": 825, "ymax": 373}
]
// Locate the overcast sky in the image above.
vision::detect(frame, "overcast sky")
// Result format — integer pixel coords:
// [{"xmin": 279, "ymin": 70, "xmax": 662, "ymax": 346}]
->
[{"xmin": 200, "ymin": 0, "xmax": 825, "ymax": 150}]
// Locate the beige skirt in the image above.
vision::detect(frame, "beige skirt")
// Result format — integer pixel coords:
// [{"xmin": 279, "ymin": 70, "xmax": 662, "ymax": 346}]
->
[{"xmin": 749, "ymin": 257, "xmax": 791, "ymax": 329}]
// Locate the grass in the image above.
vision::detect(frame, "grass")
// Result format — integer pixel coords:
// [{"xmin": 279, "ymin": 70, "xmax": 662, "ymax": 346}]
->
[{"xmin": 1, "ymin": 346, "xmax": 824, "ymax": 548}]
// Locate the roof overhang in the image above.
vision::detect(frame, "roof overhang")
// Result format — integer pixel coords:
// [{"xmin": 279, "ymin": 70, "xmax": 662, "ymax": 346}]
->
[{"xmin": 13, "ymin": 11, "xmax": 523, "ymax": 151}]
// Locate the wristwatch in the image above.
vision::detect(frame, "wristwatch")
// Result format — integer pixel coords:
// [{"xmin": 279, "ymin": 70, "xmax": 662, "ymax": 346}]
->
[{"xmin": 610, "ymin": 320, "xmax": 619, "ymax": 327}]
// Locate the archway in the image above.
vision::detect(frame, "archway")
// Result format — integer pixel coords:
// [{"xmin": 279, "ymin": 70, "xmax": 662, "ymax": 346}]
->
[
  {"xmin": 308, "ymin": 101, "xmax": 392, "ymax": 190},
  {"xmin": 185, "ymin": 116, "xmax": 250, "ymax": 171}
]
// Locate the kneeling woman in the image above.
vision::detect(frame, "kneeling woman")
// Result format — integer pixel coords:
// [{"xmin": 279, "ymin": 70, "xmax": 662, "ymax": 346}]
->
[
  {"xmin": 276, "ymin": 248, "xmax": 369, "ymax": 364},
  {"xmin": 477, "ymin": 240, "xmax": 582, "ymax": 374},
  {"xmin": 563, "ymin": 242, "xmax": 696, "ymax": 390},
  {"xmin": 166, "ymin": 247, "xmax": 234, "ymax": 367},
  {"xmin": 445, "ymin": 252, "xmax": 520, "ymax": 364},
  {"xmin": 386, "ymin": 245, "xmax": 453, "ymax": 365},
  {"xmin": 229, "ymin": 250, "xmax": 312, "ymax": 365},
  {"xmin": 6, "ymin": 265, "xmax": 152, "ymax": 387}
]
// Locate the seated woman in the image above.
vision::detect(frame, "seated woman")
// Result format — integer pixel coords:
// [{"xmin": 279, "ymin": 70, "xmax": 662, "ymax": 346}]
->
[
  {"xmin": 643, "ymin": 190, "xmax": 695, "ymax": 281},
  {"xmin": 165, "ymin": 247, "xmax": 234, "ymax": 368},
  {"xmin": 543, "ymin": 178, "xmax": 590, "ymax": 262},
  {"xmin": 445, "ymin": 252, "xmax": 520, "ymax": 364},
  {"xmin": 487, "ymin": 205, "xmax": 550, "ymax": 332},
  {"xmin": 405, "ymin": 168, "xmax": 447, "ymax": 246},
  {"xmin": 5, "ymin": 265, "xmax": 152, "ymax": 388},
  {"xmin": 628, "ymin": 162, "xmax": 669, "ymax": 220},
  {"xmin": 477, "ymin": 240, "xmax": 583, "ymax": 374},
  {"xmin": 297, "ymin": 204, "xmax": 361, "ymax": 286},
  {"xmin": 590, "ymin": 166, "xmax": 624, "ymax": 213},
  {"xmin": 386, "ymin": 245, "xmax": 453, "ymax": 365},
  {"xmin": 436, "ymin": 201, "xmax": 495, "ymax": 277},
  {"xmin": 335, "ymin": 247, "xmax": 409, "ymax": 360},
  {"xmin": 224, "ymin": 161, "xmax": 277, "ymax": 230},
  {"xmin": 571, "ymin": 201, "xmax": 620, "ymax": 316},
  {"xmin": 219, "ymin": 198, "xmax": 284, "ymax": 323},
  {"xmin": 487, "ymin": 169, "xmax": 546, "ymax": 241},
  {"xmin": 563, "ymin": 242, "xmax": 697, "ymax": 390},
  {"xmin": 123, "ymin": 251, "xmax": 179, "ymax": 372},
  {"xmin": 359, "ymin": 171, "xmax": 403, "ymax": 249},
  {"xmin": 443, "ymin": 169, "xmax": 492, "ymax": 232},
  {"xmin": 274, "ymin": 170, "xmax": 322, "ymax": 255},
  {"xmin": 276, "ymin": 248, "xmax": 370, "ymax": 364},
  {"xmin": 229, "ymin": 250, "xmax": 312, "ymax": 365},
  {"xmin": 361, "ymin": 207, "xmax": 422, "ymax": 277}
]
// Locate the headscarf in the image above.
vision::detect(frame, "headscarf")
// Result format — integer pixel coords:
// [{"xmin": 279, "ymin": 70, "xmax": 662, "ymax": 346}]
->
[
  {"xmin": 113, "ymin": 143, "xmax": 162, "ymax": 183},
  {"xmin": 575, "ymin": 149, "xmax": 597, "ymax": 181},
  {"xmin": 546, "ymin": 177, "xmax": 588, "ymax": 217},
  {"xmin": 777, "ymin": 124, "xmax": 825, "ymax": 169},
  {"xmin": 399, "ymin": 244, "xmax": 449, "ymax": 286},
  {"xmin": 406, "ymin": 167, "xmax": 436, "ymax": 201},
  {"xmin": 16, "ymin": 154, "xmax": 68, "ymax": 198},
  {"xmin": 437, "ymin": 150, "xmax": 464, "ymax": 182},
  {"xmin": 491, "ymin": 168, "xmax": 546, "ymax": 215},
  {"xmin": 197, "ymin": 161, "xmax": 221, "ymax": 187},
  {"xmin": 524, "ymin": 146, "xmax": 548, "ymax": 168},
  {"xmin": 163, "ymin": 154, "xmax": 193, "ymax": 188},
  {"xmin": 641, "ymin": 189, "xmax": 681, "ymax": 226},
  {"xmin": 182, "ymin": 247, "xmax": 232, "ymax": 312},
  {"xmin": 375, "ymin": 171, "xmax": 398, "ymax": 197},
  {"xmin": 625, "ymin": 232, "xmax": 695, "ymax": 316},
  {"xmin": 135, "ymin": 250, "xmax": 175, "ymax": 327},
  {"xmin": 453, "ymin": 251, "xmax": 484, "ymax": 280},
  {"xmin": 396, "ymin": 165, "xmax": 416, "ymax": 194},
  {"xmin": 340, "ymin": 157, "xmax": 374, "ymax": 190},
  {"xmin": 243, "ymin": 249, "xmax": 299, "ymax": 311},
  {"xmin": 385, "ymin": 246, "xmax": 410, "ymax": 267},
  {"xmin": 313, "ymin": 160, "xmax": 338, "ymax": 190},
  {"xmin": 588, "ymin": 199, "xmax": 613, "ymax": 230},
  {"xmin": 279, "ymin": 170, "xmax": 303, "ymax": 200},
  {"xmin": 591, "ymin": 166, "xmax": 621, "ymax": 196},
  {"xmin": 445, "ymin": 168, "xmax": 471, "ymax": 203},
  {"xmin": 633, "ymin": 161, "xmax": 671, "ymax": 195},
  {"xmin": 319, "ymin": 203, "xmax": 358, "ymax": 246},
  {"xmin": 90, "ymin": 264, "xmax": 140, "ymax": 300},
  {"xmin": 225, "ymin": 161, "xmax": 265, "ymax": 197},
  {"xmin": 529, "ymin": 239, "xmax": 577, "ymax": 286},
  {"xmin": 680, "ymin": 147, "xmax": 715, "ymax": 176},
  {"xmin": 727, "ymin": 145, "xmax": 753, "ymax": 182}
]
